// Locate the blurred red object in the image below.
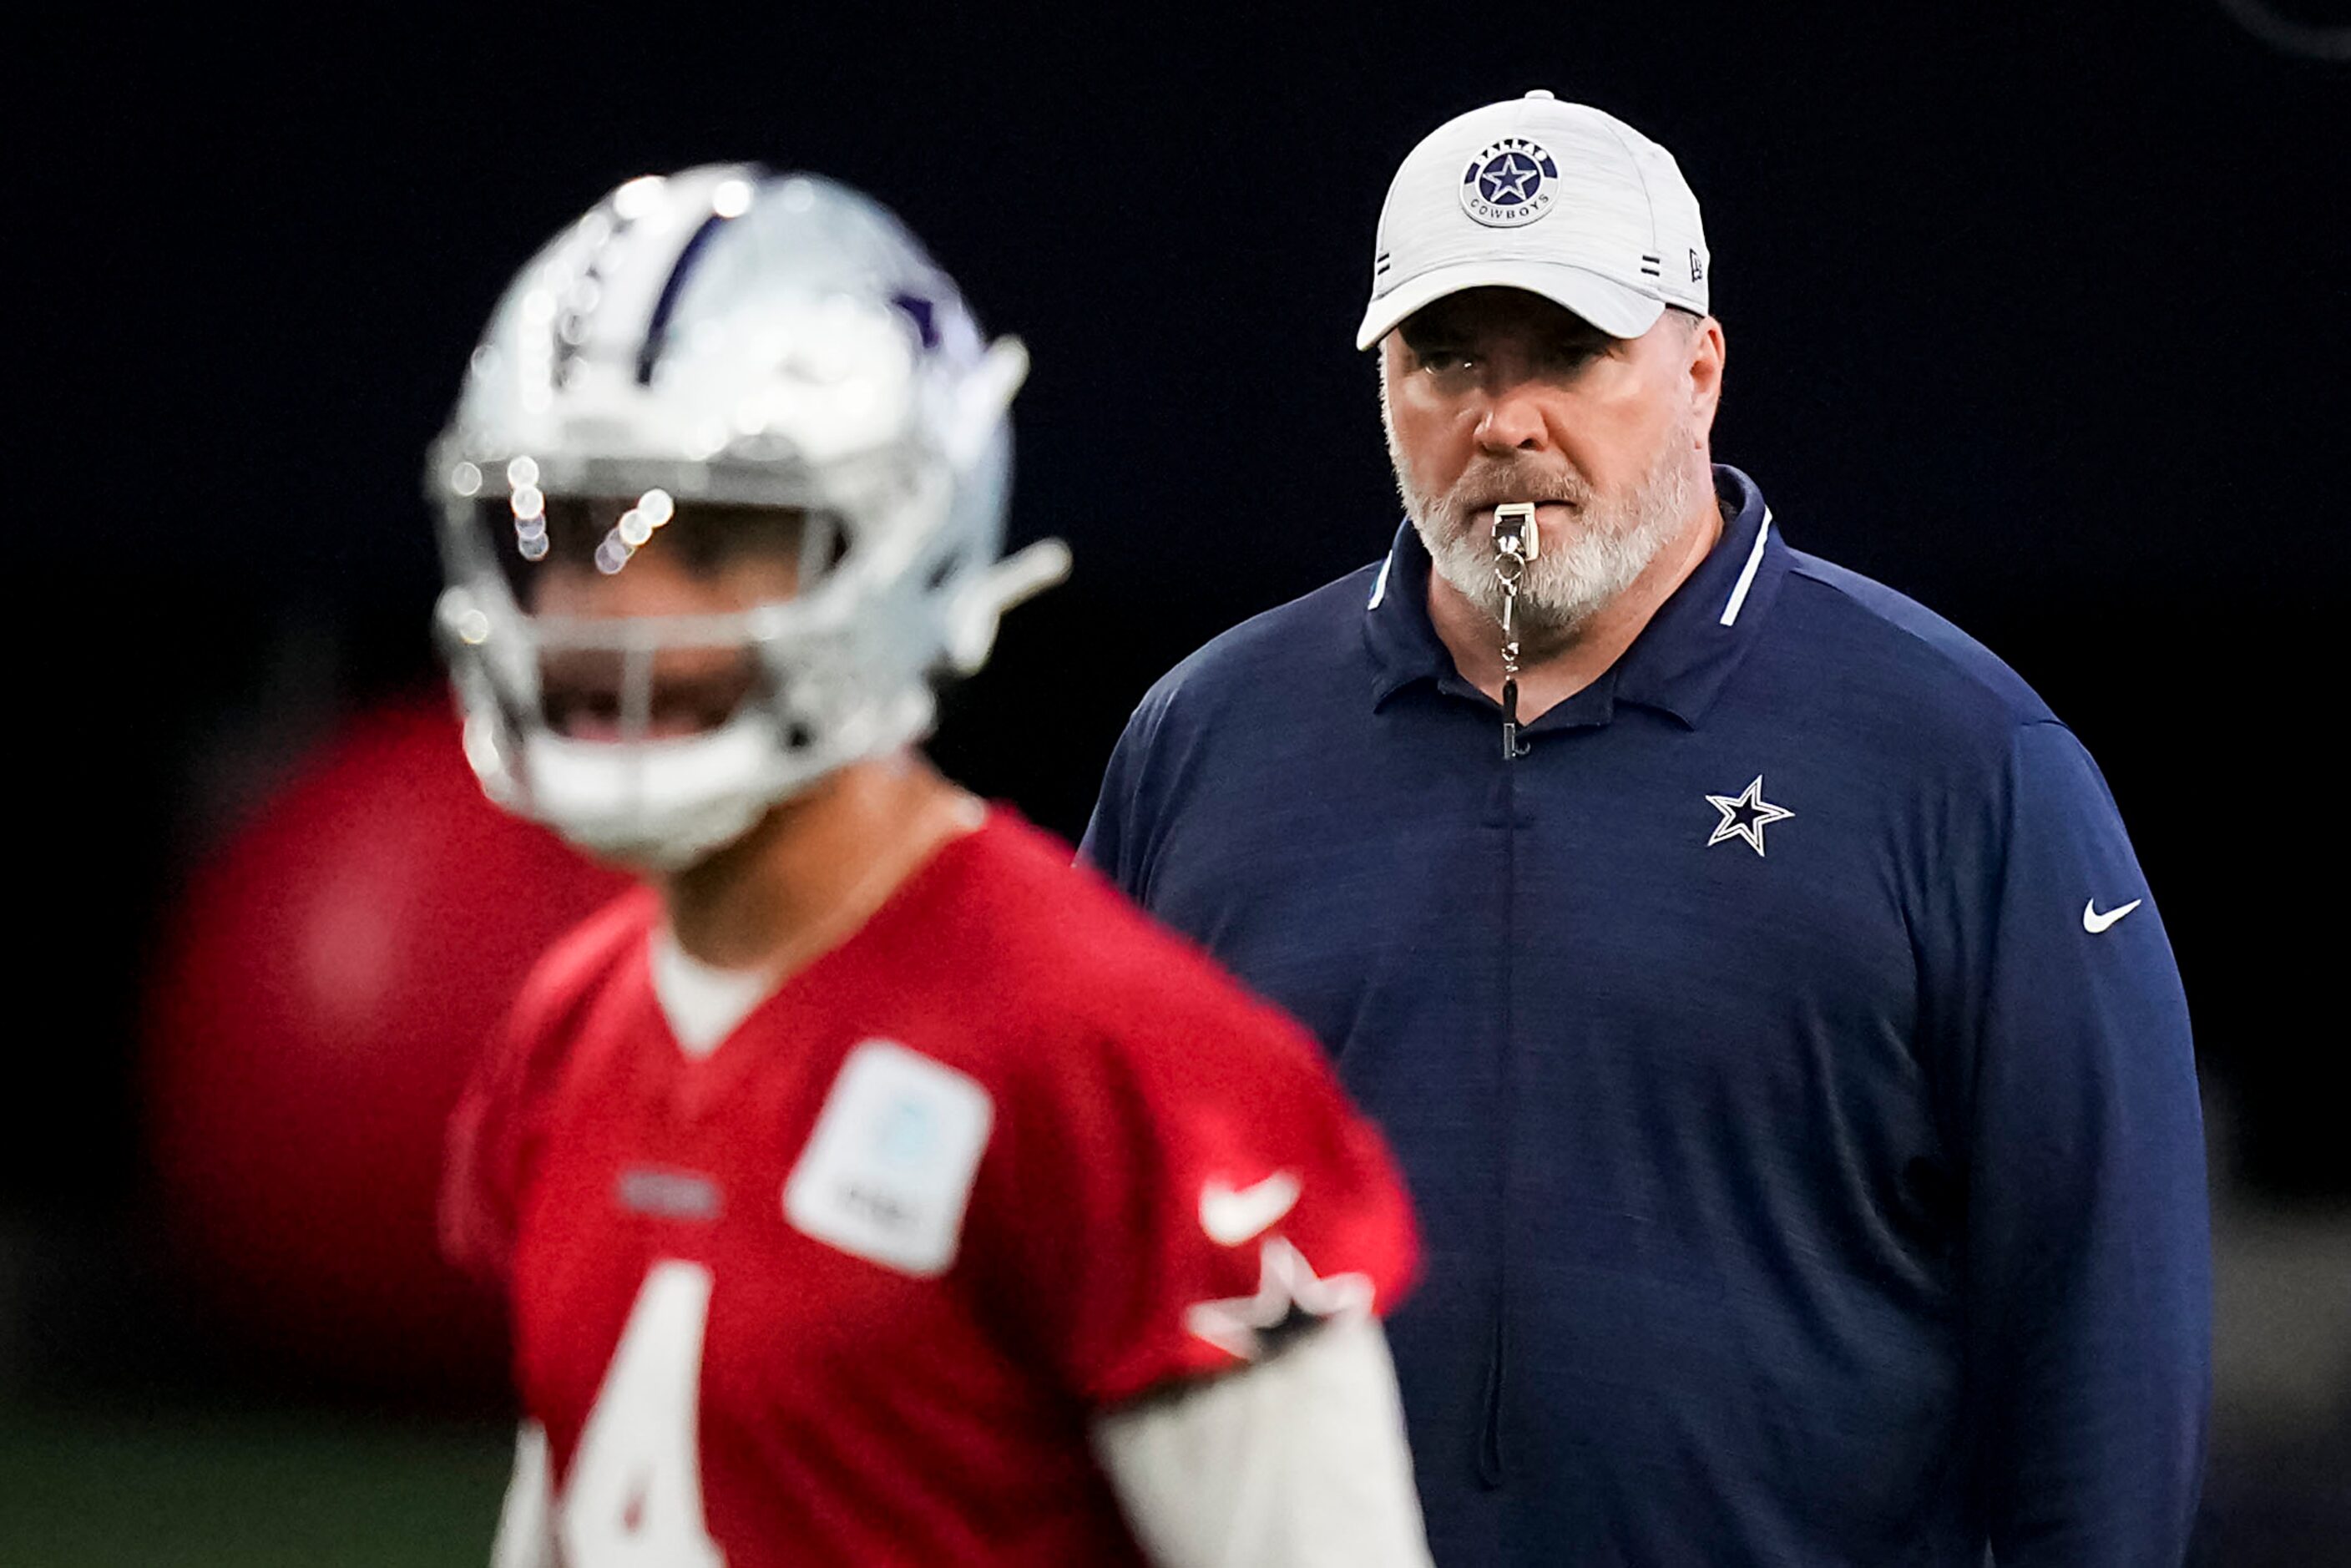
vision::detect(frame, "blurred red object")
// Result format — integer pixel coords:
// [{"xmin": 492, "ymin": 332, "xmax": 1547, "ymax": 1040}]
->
[{"xmin": 141, "ymin": 695, "xmax": 629, "ymax": 1396}]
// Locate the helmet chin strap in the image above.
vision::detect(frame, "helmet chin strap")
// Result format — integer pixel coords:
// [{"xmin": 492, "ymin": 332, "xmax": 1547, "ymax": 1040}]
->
[
  {"xmin": 591, "ymin": 802, "xmax": 771, "ymax": 874},
  {"xmin": 522, "ymin": 714, "xmax": 786, "ymax": 870},
  {"xmin": 512, "ymin": 676, "xmax": 941, "ymax": 871}
]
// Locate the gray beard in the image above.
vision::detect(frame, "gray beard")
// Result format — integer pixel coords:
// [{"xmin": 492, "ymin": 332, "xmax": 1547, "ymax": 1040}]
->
[{"xmin": 1391, "ymin": 414, "xmax": 1702, "ymax": 641}]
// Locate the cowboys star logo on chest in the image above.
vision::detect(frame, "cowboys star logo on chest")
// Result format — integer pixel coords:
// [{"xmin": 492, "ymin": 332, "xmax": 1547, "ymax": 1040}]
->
[{"xmin": 1704, "ymin": 774, "xmax": 1794, "ymax": 857}]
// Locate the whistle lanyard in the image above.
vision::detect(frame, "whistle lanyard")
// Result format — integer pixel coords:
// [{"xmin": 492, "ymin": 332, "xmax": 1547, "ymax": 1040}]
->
[{"xmin": 1493, "ymin": 503, "xmax": 1536, "ymax": 761}]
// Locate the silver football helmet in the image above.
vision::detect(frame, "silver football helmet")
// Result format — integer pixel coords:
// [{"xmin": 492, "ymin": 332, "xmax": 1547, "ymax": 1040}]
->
[{"xmin": 426, "ymin": 165, "xmax": 1066, "ymax": 867}]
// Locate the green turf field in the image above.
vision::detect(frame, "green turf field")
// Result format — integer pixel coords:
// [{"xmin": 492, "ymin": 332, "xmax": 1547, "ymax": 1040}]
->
[{"xmin": 0, "ymin": 1402, "xmax": 511, "ymax": 1566}]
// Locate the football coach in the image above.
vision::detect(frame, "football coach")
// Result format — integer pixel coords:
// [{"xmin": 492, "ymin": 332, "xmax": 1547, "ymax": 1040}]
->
[{"xmin": 1080, "ymin": 91, "xmax": 2209, "ymax": 1565}]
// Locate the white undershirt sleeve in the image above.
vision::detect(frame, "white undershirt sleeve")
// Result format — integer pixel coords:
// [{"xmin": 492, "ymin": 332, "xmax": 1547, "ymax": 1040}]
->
[
  {"xmin": 1091, "ymin": 1317, "xmax": 1434, "ymax": 1568},
  {"xmin": 488, "ymin": 1419, "xmax": 555, "ymax": 1568}
]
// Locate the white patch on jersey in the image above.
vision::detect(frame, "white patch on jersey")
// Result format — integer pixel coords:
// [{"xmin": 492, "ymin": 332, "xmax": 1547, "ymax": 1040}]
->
[{"xmin": 783, "ymin": 1039, "xmax": 993, "ymax": 1277}]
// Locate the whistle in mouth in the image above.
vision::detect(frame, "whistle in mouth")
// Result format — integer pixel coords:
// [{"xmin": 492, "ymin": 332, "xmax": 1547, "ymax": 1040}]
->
[{"xmin": 1494, "ymin": 502, "xmax": 1540, "ymax": 560}]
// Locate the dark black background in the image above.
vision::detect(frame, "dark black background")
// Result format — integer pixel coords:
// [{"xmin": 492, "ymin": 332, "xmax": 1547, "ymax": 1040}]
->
[{"xmin": 13, "ymin": 0, "xmax": 2345, "ymax": 1434}]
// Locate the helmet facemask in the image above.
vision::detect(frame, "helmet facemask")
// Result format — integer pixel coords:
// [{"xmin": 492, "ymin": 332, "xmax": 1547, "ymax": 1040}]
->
[{"xmin": 442, "ymin": 487, "xmax": 878, "ymax": 867}]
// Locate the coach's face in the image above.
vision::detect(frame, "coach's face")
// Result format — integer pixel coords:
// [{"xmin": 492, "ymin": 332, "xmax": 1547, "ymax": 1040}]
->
[{"xmin": 1380, "ymin": 287, "xmax": 1724, "ymax": 635}]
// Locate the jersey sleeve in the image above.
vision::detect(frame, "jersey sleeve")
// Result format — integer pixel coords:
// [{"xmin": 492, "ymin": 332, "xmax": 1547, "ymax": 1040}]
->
[
  {"xmin": 968, "ymin": 944, "xmax": 1420, "ymax": 1409},
  {"xmin": 1092, "ymin": 1316, "xmax": 1433, "ymax": 1568},
  {"xmin": 439, "ymin": 899, "xmax": 641, "ymax": 1287},
  {"xmin": 439, "ymin": 998, "xmax": 544, "ymax": 1287},
  {"xmin": 1935, "ymin": 720, "xmax": 2210, "ymax": 1565},
  {"xmin": 437, "ymin": 893, "xmax": 644, "ymax": 1287}
]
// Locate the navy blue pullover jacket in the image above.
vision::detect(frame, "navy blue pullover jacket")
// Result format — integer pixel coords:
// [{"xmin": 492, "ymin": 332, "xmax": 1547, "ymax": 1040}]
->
[{"xmin": 1080, "ymin": 468, "xmax": 2209, "ymax": 1566}]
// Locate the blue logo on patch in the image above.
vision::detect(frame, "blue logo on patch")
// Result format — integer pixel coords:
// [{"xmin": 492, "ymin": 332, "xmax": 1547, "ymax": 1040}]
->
[
  {"xmin": 875, "ymin": 1096, "xmax": 936, "ymax": 1166},
  {"xmin": 1460, "ymin": 138, "xmax": 1559, "ymax": 229}
]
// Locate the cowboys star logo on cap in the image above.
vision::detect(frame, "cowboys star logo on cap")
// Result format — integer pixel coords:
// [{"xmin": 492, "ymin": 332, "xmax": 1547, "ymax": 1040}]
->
[
  {"xmin": 1460, "ymin": 136, "xmax": 1558, "ymax": 228},
  {"xmin": 1356, "ymin": 94, "xmax": 1711, "ymax": 349}
]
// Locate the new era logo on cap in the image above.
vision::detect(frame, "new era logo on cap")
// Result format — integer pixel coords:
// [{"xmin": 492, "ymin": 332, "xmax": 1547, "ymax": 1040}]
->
[{"xmin": 1357, "ymin": 90, "xmax": 1710, "ymax": 349}]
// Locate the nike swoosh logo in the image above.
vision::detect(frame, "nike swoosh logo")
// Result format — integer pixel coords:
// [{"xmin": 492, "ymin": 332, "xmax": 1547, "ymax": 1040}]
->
[
  {"xmin": 2083, "ymin": 898, "xmax": 2142, "ymax": 934},
  {"xmin": 1200, "ymin": 1171, "xmax": 1302, "ymax": 1247}
]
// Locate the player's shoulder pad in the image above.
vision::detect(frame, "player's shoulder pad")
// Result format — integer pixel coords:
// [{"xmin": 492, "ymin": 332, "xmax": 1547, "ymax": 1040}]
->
[
  {"xmin": 935, "ymin": 812, "xmax": 1334, "ymax": 1085},
  {"xmin": 498, "ymin": 885, "xmax": 665, "ymax": 1055}
]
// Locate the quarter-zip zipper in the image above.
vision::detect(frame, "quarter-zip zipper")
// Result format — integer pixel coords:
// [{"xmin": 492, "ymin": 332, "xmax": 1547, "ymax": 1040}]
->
[{"xmin": 1479, "ymin": 720, "xmax": 1520, "ymax": 1489}]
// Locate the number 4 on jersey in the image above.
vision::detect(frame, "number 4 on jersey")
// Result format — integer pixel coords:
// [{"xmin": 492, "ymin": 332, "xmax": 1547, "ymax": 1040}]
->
[{"xmin": 498, "ymin": 1261, "xmax": 726, "ymax": 1568}]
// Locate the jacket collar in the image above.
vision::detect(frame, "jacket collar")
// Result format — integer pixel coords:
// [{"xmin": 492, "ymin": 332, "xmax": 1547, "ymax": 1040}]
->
[{"xmin": 1362, "ymin": 464, "xmax": 1784, "ymax": 730}]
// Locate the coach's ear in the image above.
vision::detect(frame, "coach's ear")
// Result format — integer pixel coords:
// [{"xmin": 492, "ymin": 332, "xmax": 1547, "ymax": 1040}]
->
[{"xmin": 1685, "ymin": 313, "xmax": 1726, "ymax": 447}]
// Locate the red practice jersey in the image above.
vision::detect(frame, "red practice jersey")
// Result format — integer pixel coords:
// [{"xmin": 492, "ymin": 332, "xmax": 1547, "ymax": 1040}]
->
[{"xmin": 442, "ymin": 811, "xmax": 1419, "ymax": 1566}]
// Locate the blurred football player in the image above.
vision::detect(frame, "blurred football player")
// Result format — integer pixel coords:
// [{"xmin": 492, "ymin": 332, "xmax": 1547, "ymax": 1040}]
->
[{"xmin": 430, "ymin": 165, "xmax": 1431, "ymax": 1567}]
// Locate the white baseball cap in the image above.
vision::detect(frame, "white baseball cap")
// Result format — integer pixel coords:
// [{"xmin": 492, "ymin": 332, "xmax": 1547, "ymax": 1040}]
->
[{"xmin": 1355, "ymin": 91, "xmax": 1710, "ymax": 350}]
